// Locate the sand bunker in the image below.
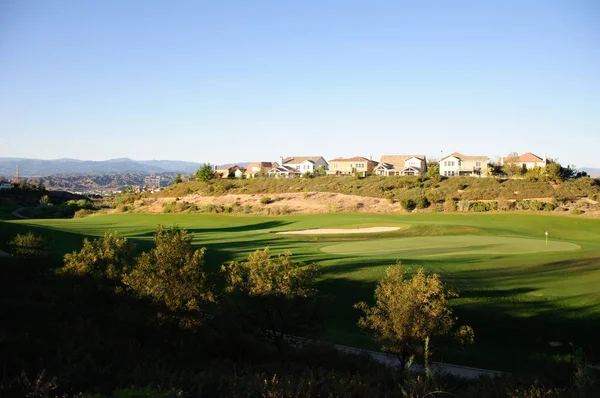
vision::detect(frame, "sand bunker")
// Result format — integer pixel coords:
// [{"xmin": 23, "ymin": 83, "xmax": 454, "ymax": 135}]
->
[{"xmin": 277, "ymin": 227, "xmax": 401, "ymax": 235}]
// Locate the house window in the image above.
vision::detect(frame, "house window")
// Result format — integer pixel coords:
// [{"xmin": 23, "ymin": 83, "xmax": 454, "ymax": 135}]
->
[{"xmin": 476, "ymin": 161, "xmax": 481, "ymax": 167}]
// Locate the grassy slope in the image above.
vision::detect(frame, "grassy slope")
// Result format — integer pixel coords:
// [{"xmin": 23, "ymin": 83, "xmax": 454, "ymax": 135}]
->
[
  {"xmin": 2, "ymin": 212, "xmax": 600, "ymax": 371},
  {"xmin": 158, "ymin": 175, "xmax": 600, "ymax": 201}
]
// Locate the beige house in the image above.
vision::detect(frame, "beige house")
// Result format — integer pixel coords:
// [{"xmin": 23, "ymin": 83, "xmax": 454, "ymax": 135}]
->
[
  {"xmin": 245, "ymin": 161, "xmax": 278, "ymax": 178},
  {"xmin": 327, "ymin": 156, "xmax": 378, "ymax": 176},
  {"xmin": 439, "ymin": 152, "xmax": 488, "ymax": 177},
  {"xmin": 374, "ymin": 155, "xmax": 427, "ymax": 176},
  {"xmin": 500, "ymin": 152, "xmax": 550, "ymax": 169},
  {"xmin": 214, "ymin": 165, "xmax": 246, "ymax": 178}
]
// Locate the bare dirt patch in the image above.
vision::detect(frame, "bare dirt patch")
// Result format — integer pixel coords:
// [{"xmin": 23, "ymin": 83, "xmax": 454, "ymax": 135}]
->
[
  {"xmin": 277, "ymin": 227, "xmax": 401, "ymax": 235},
  {"xmin": 134, "ymin": 192, "xmax": 406, "ymax": 215}
]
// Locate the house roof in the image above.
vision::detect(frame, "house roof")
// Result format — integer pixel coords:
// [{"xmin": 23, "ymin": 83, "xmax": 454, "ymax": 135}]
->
[
  {"xmin": 329, "ymin": 156, "xmax": 375, "ymax": 163},
  {"xmin": 283, "ymin": 156, "xmax": 325, "ymax": 165},
  {"xmin": 216, "ymin": 165, "xmax": 245, "ymax": 173},
  {"xmin": 246, "ymin": 161, "xmax": 275, "ymax": 170},
  {"xmin": 440, "ymin": 152, "xmax": 487, "ymax": 162},
  {"xmin": 378, "ymin": 155, "xmax": 426, "ymax": 169},
  {"xmin": 517, "ymin": 152, "xmax": 544, "ymax": 162},
  {"xmin": 269, "ymin": 165, "xmax": 301, "ymax": 174}
]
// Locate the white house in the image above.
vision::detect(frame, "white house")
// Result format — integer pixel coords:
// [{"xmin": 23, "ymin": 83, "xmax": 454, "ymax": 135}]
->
[
  {"xmin": 280, "ymin": 156, "xmax": 329, "ymax": 174},
  {"xmin": 374, "ymin": 155, "xmax": 427, "ymax": 176},
  {"xmin": 500, "ymin": 152, "xmax": 550, "ymax": 169},
  {"xmin": 0, "ymin": 180, "xmax": 11, "ymax": 190},
  {"xmin": 439, "ymin": 152, "xmax": 488, "ymax": 177}
]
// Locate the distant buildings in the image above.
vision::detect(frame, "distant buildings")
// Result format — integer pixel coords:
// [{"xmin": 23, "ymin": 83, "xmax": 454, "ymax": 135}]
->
[{"xmin": 144, "ymin": 175, "xmax": 160, "ymax": 189}]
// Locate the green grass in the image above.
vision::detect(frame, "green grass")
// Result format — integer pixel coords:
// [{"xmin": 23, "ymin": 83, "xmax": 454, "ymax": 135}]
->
[
  {"xmin": 321, "ymin": 236, "xmax": 580, "ymax": 257},
  {"xmin": 2, "ymin": 211, "xmax": 600, "ymax": 372}
]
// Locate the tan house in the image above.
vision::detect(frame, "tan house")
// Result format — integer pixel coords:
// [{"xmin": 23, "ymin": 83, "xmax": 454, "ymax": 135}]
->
[
  {"xmin": 439, "ymin": 152, "xmax": 488, "ymax": 177},
  {"xmin": 245, "ymin": 161, "xmax": 278, "ymax": 178},
  {"xmin": 327, "ymin": 156, "xmax": 378, "ymax": 176},
  {"xmin": 214, "ymin": 164, "xmax": 246, "ymax": 178},
  {"xmin": 500, "ymin": 152, "xmax": 550, "ymax": 169},
  {"xmin": 281, "ymin": 156, "xmax": 329, "ymax": 173},
  {"xmin": 374, "ymin": 155, "xmax": 427, "ymax": 176}
]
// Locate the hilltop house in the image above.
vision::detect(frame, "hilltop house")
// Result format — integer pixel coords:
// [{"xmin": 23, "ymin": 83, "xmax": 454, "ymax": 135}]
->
[
  {"xmin": 500, "ymin": 152, "xmax": 550, "ymax": 169},
  {"xmin": 268, "ymin": 156, "xmax": 328, "ymax": 178},
  {"xmin": 245, "ymin": 161, "xmax": 278, "ymax": 178},
  {"xmin": 439, "ymin": 152, "xmax": 488, "ymax": 177},
  {"xmin": 0, "ymin": 180, "xmax": 11, "ymax": 190},
  {"xmin": 214, "ymin": 165, "xmax": 246, "ymax": 178},
  {"xmin": 281, "ymin": 156, "xmax": 328, "ymax": 174},
  {"xmin": 374, "ymin": 155, "xmax": 427, "ymax": 176},
  {"xmin": 327, "ymin": 156, "xmax": 378, "ymax": 176}
]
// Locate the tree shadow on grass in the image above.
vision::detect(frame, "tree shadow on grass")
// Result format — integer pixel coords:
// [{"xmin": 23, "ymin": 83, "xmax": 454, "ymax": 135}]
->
[{"xmin": 128, "ymin": 220, "xmax": 294, "ymax": 239}]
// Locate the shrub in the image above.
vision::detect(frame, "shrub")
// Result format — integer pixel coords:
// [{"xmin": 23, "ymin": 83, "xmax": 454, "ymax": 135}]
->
[
  {"xmin": 9, "ymin": 232, "xmax": 48, "ymax": 257},
  {"xmin": 444, "ymin": 197, "xmax": 457, "ymax": 212},
  {"xmin": 571, "ymin": 209, "xmax": 584, "ymax": 215},
  {"xmin": 415, "ymin": 196, "xmax": 430, "ymax": 209},
  {"xmin": 399, "ymin": 198, "xmax": 416, "ymax": 211},
  {"xmin": 469, "ymin": 201, "xmax": 498, "ymax": 212},
  {"xmin": 458, "ymin": 200, "xmax": 470, "ymax": 212},
  {"xmin": 74, "ymin": 209, "xmax": 94, "ymax": 218},
  {"xmin": 261, "ymin": 197, "xmax": 274, "ymax": 205}
]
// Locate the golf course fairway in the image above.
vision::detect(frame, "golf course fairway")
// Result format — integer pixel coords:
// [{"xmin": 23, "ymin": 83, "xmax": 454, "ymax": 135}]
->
[
  {"xmin": 2, "ymin": 211, "xmax": 600, "ymax": 371},
  {"xmin": 321, "ymin": 235, "xmax": 581, "ymax": 258}
]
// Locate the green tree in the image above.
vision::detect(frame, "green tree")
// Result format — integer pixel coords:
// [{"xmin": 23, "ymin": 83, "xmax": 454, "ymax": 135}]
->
[
  {"xmin": 521, "ymin": 164, "xmax": 528, "ymax": 176},
  {"xmin": 426, "ymin": 162, "xmax": 439, "ymax": 179},
  {"xmin": 122, "ymin": 225, "xmax": 213, "ymax": 322},
  {"xmin": 222, "ymin": 248, "xmax": 321, "ymax": 354},
  {"xmin": 9, "ymin": 232, "xmax": 48, "ymax": 258},
  {"xmin": 173, "ymin": 174, "xmax": 183, "ymax": 184},
  {"xmin": 354, "ymin": 263, "xmax": 473, "ymax": 371},
  {"xmin": 544, "ymin": 162, "xmax": 563, "ymax": 182},
  {"xmin": 195, "ymin": 163, "xmax": 216, "ymax": 182},
  {"xmin": 62, "ymin": 231, "xmax": 135, "ymax": 279}
]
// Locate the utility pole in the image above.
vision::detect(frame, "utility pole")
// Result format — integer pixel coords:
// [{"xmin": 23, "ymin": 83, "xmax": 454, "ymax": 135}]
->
[{"xmin": 15, "ymin": 165, "xmax": 19, "ymax": 182}]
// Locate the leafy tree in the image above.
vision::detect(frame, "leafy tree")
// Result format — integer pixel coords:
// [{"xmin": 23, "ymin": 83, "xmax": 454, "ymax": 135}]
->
[
  {"xmin": 222, "ymin": 248, "xmax": 321, "ymax": 354},
  {"xmin": 544, "ymin": 162, "xmax": 563, "ymax": 182},
  {"xmin": 62, "ymin": 231, "xmax": 135, "ymax": 279},
  {"xmin": 195, "ymin": 163, "xmax": 216, "ymax": 182},
  {"xmin": 426, "ymin": 162, "xmax": 439, "ymax": 179},
  {"xmin": 122, "ymin": 225, "xmax": 213, "ymax": 321},
  {"xmin": 521, "ymin": 164, "xmax": 528, "ymax": 176},
  {"xmin": 503, "ymin": 163, "xmax": 521, "ymax": 177},
  {"xmin": 9, "ymin": 232, "xmax": 48, "ymax": 258},
  {"xmin": 355, "ymin": 263, "xmax": 473, "ymax": 370},
  {"xmin": 314, "ymin": 165, "xmax": 327, "ymax": 176},
  {"xmin": 173, "ymin": 174, "xmax": 183, "ymax": 184}
]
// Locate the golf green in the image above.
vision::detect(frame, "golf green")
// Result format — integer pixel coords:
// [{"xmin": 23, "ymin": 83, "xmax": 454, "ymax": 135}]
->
[{"xmin": 321, "ymin": 235, "xmax": 581, "ymax": 258}]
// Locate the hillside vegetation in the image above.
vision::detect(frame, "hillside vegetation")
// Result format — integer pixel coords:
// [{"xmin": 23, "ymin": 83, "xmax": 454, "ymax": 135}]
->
[{"xmin": 159, "ymin": 176, "xmax": 600, "ymax": 202}]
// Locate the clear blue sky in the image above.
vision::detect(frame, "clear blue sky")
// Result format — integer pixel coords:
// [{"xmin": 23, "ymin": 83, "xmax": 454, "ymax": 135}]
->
[{"xmin": 1, "ymin": 0, "xmax": 599, "ymax": 167}]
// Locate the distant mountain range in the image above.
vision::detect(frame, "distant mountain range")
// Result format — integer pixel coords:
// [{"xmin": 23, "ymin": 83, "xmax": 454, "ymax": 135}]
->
[{"xmin": 0, "ymin": 157, "xmax": 206, "ymax": 177}]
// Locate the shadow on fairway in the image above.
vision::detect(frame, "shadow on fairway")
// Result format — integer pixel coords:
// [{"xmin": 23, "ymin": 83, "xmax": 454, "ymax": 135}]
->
[{"xmin": 129, "ymin": 220, "xmax": 293, "ymax": 239}]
